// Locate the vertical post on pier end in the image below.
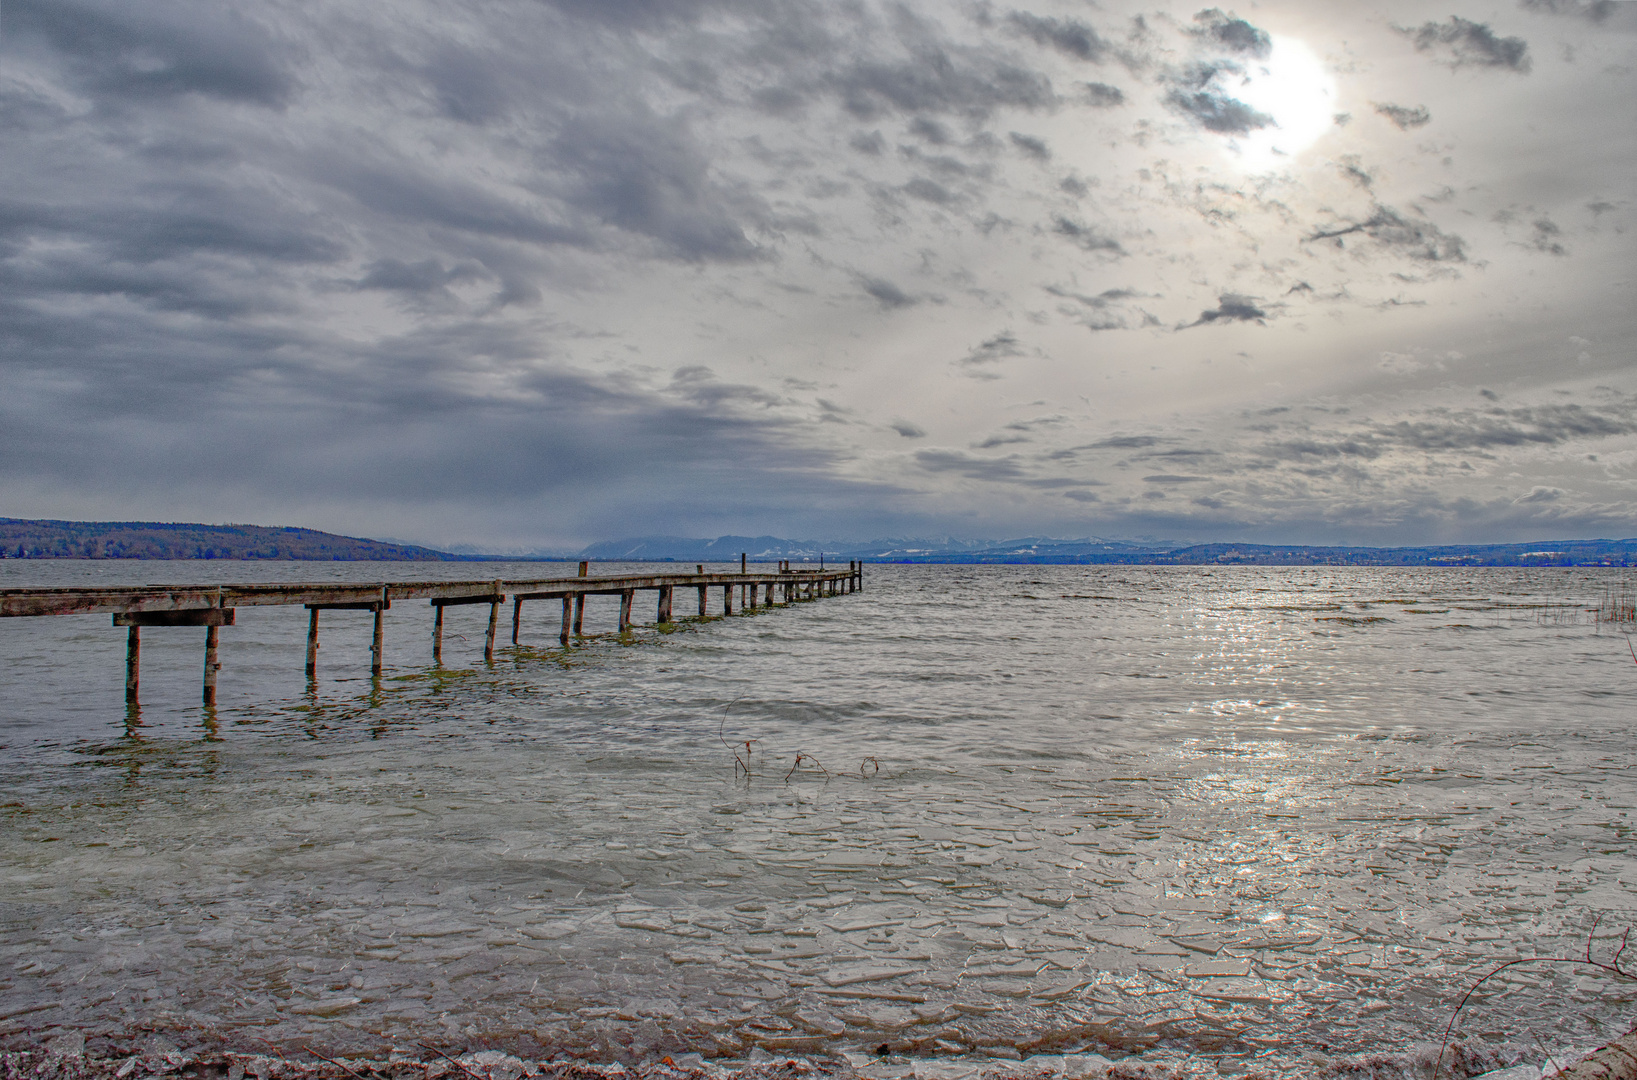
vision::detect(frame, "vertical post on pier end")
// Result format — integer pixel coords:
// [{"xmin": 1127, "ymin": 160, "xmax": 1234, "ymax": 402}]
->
[
  {"xmin": 202, "ymin": 625, "xmax": 220, "ymax": 705},
  {"xmin": 432, "ymin": 605, "xmax": 443, "ymax": 665},
  {"xmin": 125, "ymin": 626, "xmax": 140, "ymax": 702},
  {"xmin": 741, "ymin": 552, "xmax": 747, "ymax": 574},
  {"xmin": 371, "ymin": 606, "xmax": 385, "ymax": 676},
  {"xmin": 560, "ymin": 596, "xmax": 572, "ymax": 648},
  {"xmin": 619, "ymin": 589, "xmax": 635, "ymax": 632},
  {"xmin": 306, "ymin": 608, "xmax": 320, "ymax": 677},
  {"xmin": 574, "ymin": 561, "xmax": 588, "ymax": 635},
  {"xmin": 512, "ymin": 596, "xmax": 523, "ymax": 645}
]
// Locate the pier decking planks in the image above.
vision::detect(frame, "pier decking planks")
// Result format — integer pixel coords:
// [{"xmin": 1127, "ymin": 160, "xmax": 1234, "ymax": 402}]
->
[{"xmin": 1, "ymin": 561, "xmax": 863, "ymax": 704}]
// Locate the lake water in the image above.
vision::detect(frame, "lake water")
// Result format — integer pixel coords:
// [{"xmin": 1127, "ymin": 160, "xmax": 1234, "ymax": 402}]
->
[{"xmin": 1, "ymin": 561, "xmax": 1634, "ymax": 1078}]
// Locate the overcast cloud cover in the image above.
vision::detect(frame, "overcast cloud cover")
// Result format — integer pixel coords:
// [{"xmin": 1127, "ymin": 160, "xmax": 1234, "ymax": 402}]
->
[{"xmin": 2, "ymin": 0, "xmax": 1634, "ymax": 549}]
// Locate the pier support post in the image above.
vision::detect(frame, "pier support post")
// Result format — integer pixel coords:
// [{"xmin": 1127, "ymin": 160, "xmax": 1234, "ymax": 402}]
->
[
  {"xmin": 722, "ymin": 584, "xmax": 733, "ymax": 615},
  {"xmin": 698, "ymin": 583, "xmax": 708, "ymax": 616},
  {"xmin": 741, "ymin": 553, "xmax": 747, "ymax": 574},
  {"xmin": 658, "ymin": 585, "xmax": 673, "ymax": 624},
  {"xmin": 202, "ymin": 625, "xmax": 220, "ymax": 705},
  {"xmin": 485, "ymin": 599, "xmax": 499, "ymax": 662},
  {"xmin": 749, "ymin": 582, "xmax": 758, "ymax": 609},
  {"xmin": 560, "ymin": 596, "xmax": 572, "ymax": 647},
  {"xmin": 306, "ymin": 608, "xmax": 320, "ymax": 676},
  {"xmin": 512, "ymin": 597, "xmax": 523, "ymax": 645},
  {"xmin": 574, "ymin": 561, "xmax": 588, "ymax": 635},
  {"xmin": 619, "ymin": 589, "xmax": 635, "ymax": 632},
  {"xmin": 125, "ymin": 626, "xmax": 140, "ymax": 702},
  {"xmin": 371, "ymin": 606, "xmax": 385, "ymax": 676},
  {"xmin": 432, "ymin": 605, "xmax": 443, "ymax": 665}
]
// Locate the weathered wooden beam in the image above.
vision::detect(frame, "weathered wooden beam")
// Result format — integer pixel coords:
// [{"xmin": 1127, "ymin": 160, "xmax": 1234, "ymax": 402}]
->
[
  {"xmin": 484, "ymin": 599, "xmax": 499, "ymax": 662},
  {"xmin": 722, "ymin": 583, "xmax": 733, "ymax": 616},
  {"xmin": 113, "ymin": 609, "xmax": 236, "ymax": 627},
  {"xmin": 432, "ymin": 605, "xmax": 443, "ymax": 665},
  {"xmin": 618, "ymin": 589, "xmax": 635, "ymax": 632},
  {"xmin": 306, "ymin": 608, "xmax": 320, "ymax": 677},
  {"xmin": 125, "ymin": 625, "xmax": 140, "ymax": 702},
  {"xmin": 657, "ymin": 585, "xmax": 673, "ymax": 624},
  {"xmin": 560, "ymin": 596, "xmax": 572, "ymax": 648},
  {"xmin": 371, "ymin": 606, "xmax": 385, "ymax": 676},
  {"xmin": 512, "ymin": 596, "xmax": 523, "ymax": 645},
  {"xmin": 430, "ymin": 595, "xmax": 496, "ymax": 607}
]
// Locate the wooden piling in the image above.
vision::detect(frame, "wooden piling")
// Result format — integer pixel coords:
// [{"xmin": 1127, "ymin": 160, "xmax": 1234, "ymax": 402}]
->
[
  {"xmin": 306, "ymin": 608, "xmax": 320, "ymax": 676},
  {"xmin": 722, "ymin": 584, "xmax": 733, "ymax": 615},
  {"xmin": 485, "ymin": 599, "xmax": 499, "ymax": 662},
  {"xmin": 432, "ymin": 605, "xmax": 443, "ymax": 665},
  {"xmin": 658, "ymin": 585, "xmax": 673, "ymax": 624},
  {"xmin": 202, "ymin": 624, "xmax": 220, "ymax": 705},
  {"xmin": 574, "ymin": 561, "xmax": 588, "ymax": 635},
  {"xmin": 125, "ymin": 625, "xmax": 140, "ymax": 702},
  {"xmin": 619, "ymin": 589, "xmax": 634, "ymax": 631},
  {"xmin": 371, "ymin": 606, "xmax": 385, "ymax": 675},
  {"xmin": 512, "ymin": 596, "xmax": 523, "ymax": 645},
  {"xmin": 560, "ymin": 596, "xmax": 572, "ymax": 647}
]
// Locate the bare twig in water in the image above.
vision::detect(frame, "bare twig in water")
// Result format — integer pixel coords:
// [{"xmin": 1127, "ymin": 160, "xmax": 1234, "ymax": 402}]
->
[
  {"xmin": 860, "ymin": 756, "xmax": 881, "ymax": 778},
  {"xmin": 1434, "ymin": 915, "xmax": 1635, "ymax": 1080},
  {"xmin": 1626, "ymin": 635, "xmax": 1636, "ymax": 667},
  {"xmin": 416, "ymin": 1043, "xmax": 485, "ymax": 1080},
  {"xmin": 785, "ymin": 752, "xmax": 830, "ymax": 782},
  {"xmin": 716, "ymin": 697, "xmax": 755, "ymax": 777},
  {"xmin": 302, "ymin": 1047, "xmax": 370, "ymax": 1080}
]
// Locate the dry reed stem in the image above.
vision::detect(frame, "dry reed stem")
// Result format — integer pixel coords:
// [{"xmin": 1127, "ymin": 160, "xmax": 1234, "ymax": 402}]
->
[{"xmin": 1434, "ymin": 916, "xmax": 1635, "ymax": 1080}]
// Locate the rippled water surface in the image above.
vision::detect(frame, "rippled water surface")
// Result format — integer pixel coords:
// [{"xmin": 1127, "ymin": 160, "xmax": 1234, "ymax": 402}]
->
[{"xmin": 2, "ymin": 561, "xmax": 1635, "ymax": 1075}]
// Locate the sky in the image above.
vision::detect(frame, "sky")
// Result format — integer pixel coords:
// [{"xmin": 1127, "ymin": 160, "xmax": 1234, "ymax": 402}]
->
[{"xmin": 2, "ymin": 0, "xmax": 1634, "ymax": 550}]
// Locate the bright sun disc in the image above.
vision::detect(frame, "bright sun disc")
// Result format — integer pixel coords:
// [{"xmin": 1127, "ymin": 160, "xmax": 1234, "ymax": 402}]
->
[{"xmin": 1229, "ymin": 35, "xmax": 1336, "ymax": 169}]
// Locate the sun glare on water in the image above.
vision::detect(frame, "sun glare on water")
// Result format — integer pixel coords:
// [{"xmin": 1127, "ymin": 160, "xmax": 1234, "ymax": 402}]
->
[{"xmin": 1229, "ymin": 35, "xmax": 1337, "ymax": 170}]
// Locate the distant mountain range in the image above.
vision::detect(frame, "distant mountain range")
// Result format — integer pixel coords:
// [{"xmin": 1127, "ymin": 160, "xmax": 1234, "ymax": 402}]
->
[
  {"xmin": 0, "ymin": 518, "xmax": 460, "ymax": 561},
  {"xmin": 4, "ymin": 518, "xmax": 1635, "ymax": 567}
]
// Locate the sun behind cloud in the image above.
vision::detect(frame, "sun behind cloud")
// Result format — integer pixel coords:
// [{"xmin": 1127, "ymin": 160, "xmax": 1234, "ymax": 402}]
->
[{"xmin": 1229, "ymin": 35, "xmax": 1339, "ymax": 169}]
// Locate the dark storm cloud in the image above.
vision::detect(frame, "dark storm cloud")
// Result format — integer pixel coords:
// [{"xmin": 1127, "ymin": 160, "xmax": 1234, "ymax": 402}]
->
[
  {"xmin": 1165, "ymin": 88, "xmax": 1274, "ymax": 135},
  {"xmin": 891, "ymin": 421, "xmax": 927, "ymax": 438},
  {"xmin": 859, "ymin": 276, "xmax": 918, "ymax": 309},
  {"xmin": 1308, "ymin": 205, "xmax": 1467, "ymax": 263},
  {"xmin": 913, "ymin": 449, "xmax": 1028, "ymax": 481},
  {"xmin": 1050, "ymin": 216, "xmax": 1124, "ymax": 254},
  {"xmin": 956, "ymin": 332, "xmax": 1025, "ymax": 378},
  {"xmin": 1398, "ymin": 17, "xmax": 1531, "ymax": 73},
  {"xmin": 6, "ymin": 0, "xmax": 295, "ymax": 107},
  {"xmin": 827, "ymin": 15, "xmax": 1055, "ymax": 121},
  {"xmin": 1009, "ymin": 132, "xmax": 1051, "ymax": 160},
  {"xmin": 1188, "ymin": 9, "xmax": 1272, "ymax": 59},
  {"xmin": 849, "ymin": 130, "xmax": 887, "ymax": 155},
  {"xmin": 1530, "ymin": 217, "xmax": 1568, "ymax": 255},
  {"xmin": 1374, "ymin": 103, "xmax": 1432, "ymax": 130},
  {"xmin": 1078, "ymin": 82, "xmax": 1126, "ymax": 107},
  {"xmin": 550, "ymin": 114, "xmax": 766, "ymax": 262},
  {"xmin": 1260, "ymin": 400, "xmax": 1637, "ymax": 462},
  {"xmin": 1004, "ymin": 12, "xmax": 1112, "ymax": 63},
  {"xmin": 1183, "ymin": 293, "xmax": 1267, "ymax": 328},
  {"xmin": 1520, "ymin": 0, "xmax": 1618, "ymax": 21},
  {"xmin": 1335, "ymin": 156, "xmax": 1375, "ymax": 189}
]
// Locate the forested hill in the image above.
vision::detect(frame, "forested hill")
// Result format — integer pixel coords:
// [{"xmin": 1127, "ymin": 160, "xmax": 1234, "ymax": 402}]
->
[{"xmin": 0, "ymin": 518, "xmax": 459, "ymax": 561}]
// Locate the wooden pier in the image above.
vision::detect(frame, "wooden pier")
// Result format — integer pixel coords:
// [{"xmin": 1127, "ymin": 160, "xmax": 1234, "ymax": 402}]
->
[{"xmin": 0, "ymin": 559, "xmax": 863, "ymax": 705}]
